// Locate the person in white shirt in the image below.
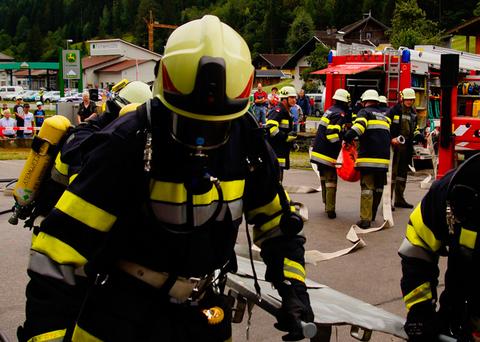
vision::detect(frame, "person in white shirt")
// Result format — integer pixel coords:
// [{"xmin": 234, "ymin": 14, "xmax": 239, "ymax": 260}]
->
[
  {"xmin": 22, "ymin": 103, "xmax": 35, "ymax": 137},
  {"xmin": 0, "ymin": 109, "xmax": 17, "ymax": 138}
]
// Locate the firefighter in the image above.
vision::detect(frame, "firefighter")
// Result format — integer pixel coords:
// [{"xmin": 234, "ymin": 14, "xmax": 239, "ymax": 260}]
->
[
  {"xmin": 266, "ymin": 85, "xmax": 298, "ymax": 182},
  {"xmin": 399, "ymin": 153, "xmax": 480, "ymax": 342},
  {"xmin": 18, "ymin": 15, "xmax": 313, "ymax": 342},
  {"xmin": 388, "ymin": 88, "xmax": 423, "ymax": 209},
  {"xmin": 343, "ymin": 89, "xmax": 391, "ymax": 228},
  {"xmin": 378, "ymin": 95, "xmax": 389, "ymax": 113},
  {"xmin": 17, "ymin": 80, "xmax": 152, "ymax": 342},
  {"xmin": 310, "ymin": 88, "xmax": 351, "ymax": 219}
]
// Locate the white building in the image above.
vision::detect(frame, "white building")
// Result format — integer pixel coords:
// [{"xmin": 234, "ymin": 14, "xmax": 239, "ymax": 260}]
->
[{"xmin": 82, "ymin": 39, "xmax": 161, "ymax": 88}]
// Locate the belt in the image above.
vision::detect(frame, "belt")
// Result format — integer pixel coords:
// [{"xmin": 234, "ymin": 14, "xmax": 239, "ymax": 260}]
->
[{"xmin": 117, "ymin": 260, "xmax": 210, "ymax": 303}]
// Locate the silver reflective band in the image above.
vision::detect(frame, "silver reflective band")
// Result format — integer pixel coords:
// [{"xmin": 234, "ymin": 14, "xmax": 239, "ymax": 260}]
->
[
  {"xmin": 28, "ymin": 250, "xmax": 85, "ymax": 285},
  {"xmin": 398, "ymin": 238, "xmax": 436, "ymax": 263}
]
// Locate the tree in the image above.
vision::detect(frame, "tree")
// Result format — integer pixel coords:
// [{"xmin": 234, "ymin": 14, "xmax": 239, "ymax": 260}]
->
[
  {"xmin": 302, "ymin": 43, "xmax": 330, "ymax": 91},
  {"xmin": 387, "ymin": 0, "xmax": 442, "ymax": 48},
  {"xmin": 286, "ymin": 8, "xmax": 315, "ymax": 53},
  {"xmin": 98, "ymin": 5, "xmax": 112, "ymax": 37}
]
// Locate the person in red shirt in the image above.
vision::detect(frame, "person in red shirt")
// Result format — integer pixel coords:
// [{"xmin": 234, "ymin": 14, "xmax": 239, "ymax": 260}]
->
[
  {"xmin": 268, "ymin": 86, "xmax": 279, "ymax": 109},
  {"xmin": 253, "ymin": 82, "xmax": 268, "ymax": 126}
]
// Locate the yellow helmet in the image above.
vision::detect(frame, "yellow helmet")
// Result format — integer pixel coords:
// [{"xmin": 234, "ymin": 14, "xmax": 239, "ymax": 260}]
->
[
  {"xmin": 361, "ymin": 89, "xmax": 379, "ymax": 102},
  {"xmin": 278, "ymin": 86, "xmax": 297, "ymax": 99},
  {"xmin": 332, "ymin": 88, "xmax": 350, "ymax": 103},
  {"xmin": 401, "ymin": 88, "xmax": 416, "ymax": 100},
  {"xmin": 153, "ymin": 15, "xmax": 254, "ymax": 122}
]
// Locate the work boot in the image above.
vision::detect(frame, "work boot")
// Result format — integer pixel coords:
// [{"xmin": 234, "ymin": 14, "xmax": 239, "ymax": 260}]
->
[
  {"xmin": 395, "ymin": 201, "xmax": 413, "ymax": 209},
  {"xmin": 356, "ymin": 220, "xmax": 371, "ymax": 229},
  {"xmin": 327, "ymin": 211, "xmax": 336, "ymax": 219}
]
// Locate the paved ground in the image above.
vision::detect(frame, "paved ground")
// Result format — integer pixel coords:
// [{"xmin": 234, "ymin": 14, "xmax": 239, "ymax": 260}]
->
[{"xmin": 0, "ymin": 160, "xmax": 446, "ymax": 341}]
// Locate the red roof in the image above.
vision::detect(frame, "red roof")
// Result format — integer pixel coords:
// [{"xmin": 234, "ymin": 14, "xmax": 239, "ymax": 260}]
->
[
  {"xmin": 311, "ymin": 62, "xmax": 383, "ymax": 75},
  {"xmin": 96, "ymin": 59, "xmax": 150, "ymax": 72},
  {"xmin": 14, "ymin": 69, "xmax": 56, "ymax": 76},
  {"xmin": 82, "ymin": 55, "xmax": 121, "ymax": 69}
]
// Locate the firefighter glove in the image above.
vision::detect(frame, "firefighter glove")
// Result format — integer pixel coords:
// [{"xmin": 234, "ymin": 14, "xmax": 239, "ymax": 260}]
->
[
  {"xmin": 404, "ymin": 302, "xmax": 437, "ymax": 341},
  {"xmin": 286, "ymin": 132, "xmax": 297, "ymax": 143},
  {"xmin": 412, "ymin": 133, "xmax": 425, "ymax": 145},
  {"xmin": 274, "ymin": 279, "xmax": 314, "ymax": 341},
  {"xmin": 343, "ymin": 129, "xmax": 357, "ymax": 144}
]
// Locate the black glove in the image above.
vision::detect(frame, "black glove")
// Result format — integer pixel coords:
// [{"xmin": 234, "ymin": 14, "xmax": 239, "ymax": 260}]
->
[
  {"xmin": 274, "ymin": 279, "xmax": 314, "ymax": 341},
  {"xmin": 412, "ymin": 133, "xmax": 425, "ymax": 145},
  {"xmin": 343, "ymin": 129, "xmax": 357, "ymax": 144},
  {"xmin": 404, "ymin": 302, "xmax": 437, "ymax": 341}
]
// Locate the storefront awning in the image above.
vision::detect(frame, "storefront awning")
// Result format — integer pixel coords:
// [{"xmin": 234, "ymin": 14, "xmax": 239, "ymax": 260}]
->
[{"xmin": 311, "ymin": 63, "xmax": 383, "ymax": 75}]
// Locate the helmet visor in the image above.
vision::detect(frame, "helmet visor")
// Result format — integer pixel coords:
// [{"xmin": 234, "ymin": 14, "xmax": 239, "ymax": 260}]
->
[{"xmin": 170, "ymin": 112, "xmax": 231, "ymax": 150}]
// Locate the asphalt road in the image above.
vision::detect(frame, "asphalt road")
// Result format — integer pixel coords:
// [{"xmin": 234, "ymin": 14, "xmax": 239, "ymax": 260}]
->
[{"xmin": 0, "ymin": 160, "xmax": 446, "ymax": 341}]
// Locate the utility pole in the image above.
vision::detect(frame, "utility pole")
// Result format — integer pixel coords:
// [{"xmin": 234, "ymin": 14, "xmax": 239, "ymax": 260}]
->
[{"xmin": 144, "ymin": 10, "xmax": 177, "ymax": 52}]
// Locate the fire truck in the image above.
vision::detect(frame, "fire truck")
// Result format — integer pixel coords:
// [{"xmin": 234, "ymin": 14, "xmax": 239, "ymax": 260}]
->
[{"xmin": 312, "ymin": 44, "xmax": 480, "ymax": 178}]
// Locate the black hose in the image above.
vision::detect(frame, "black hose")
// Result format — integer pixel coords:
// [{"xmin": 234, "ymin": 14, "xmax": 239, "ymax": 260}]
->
[{"xmin": 0, "ymin": 208, "xmax": 13, "ymax": 215}]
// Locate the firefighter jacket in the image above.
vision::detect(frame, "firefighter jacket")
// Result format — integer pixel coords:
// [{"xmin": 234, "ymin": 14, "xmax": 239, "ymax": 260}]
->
[
  {"xmin": 266, "ymin": 102, "xmax": 294, "ymax": 169},
  {"xmin": 310, "ymin": 103, "xmax": 349, "ymax": 168},
  {"xmin": 398, "ymin": 172, "xmax": 479, "ymax": 333},
  {"xmin": 29, "ymin": 98, "xmax": 307, "ymax": 291},
  {"xmin": 348, "ymin": 105, "xmax": 392, "ymax": 171},
  {"xmin": 388, "ymin": 103, "xmax": 420, "ymax": 141}
]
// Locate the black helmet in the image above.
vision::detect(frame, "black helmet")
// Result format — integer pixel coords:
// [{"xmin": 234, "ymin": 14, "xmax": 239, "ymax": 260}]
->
[{"xmin": 447, "ymin": 153, "xmax": 480, "ymax": 228}]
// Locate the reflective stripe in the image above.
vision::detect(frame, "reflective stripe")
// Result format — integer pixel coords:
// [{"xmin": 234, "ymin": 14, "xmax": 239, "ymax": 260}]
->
[
  {"xmin": 29, "ymin": 250, "xmax": 78, "ymax": 285},
  {"xmin": 310, "ymin": 151, "xmax": 336, "ymax": 167},
  {"xmin": 403, "ymin": 282, "xmax": 432, "ymax": 310},
  {"xmin": 150, "ymin": 180, "xmax": 245, "ymax": 204},
  {"xmin": 28, "ymin": 329, "xmax": 66, "ymax": 342},
  {"xmin": 326, "ymin": 133, "xmax": 339, "ymax": 142},
  {"xmin": 69, "ymin": 173, "xmax": 78, "ymax": 184},
  {"xmin": 280, "ymin": 119, "xmax": 289, "ymax": 128},
  {"xmin": 50, "ymin": 167, "xmax": 69, "ymax": 186},
  {"xmin": 394, "ymin": 115, "xmax": 400, "ymax": 121},
  {"xmin": 398, "ymin": 238, "xmax": 436, "ymax": 263},
  {"xmin": 356, "ymin": 158, "xmax": 389, "ymax": 167},
  {"xmin": 366, "ymin": 124, "xmax": 389, "ymax": 130},
  {"xmin": 327, "ymin": 124, "xmax": 341, "ymax": 131},
  {"xmin": 374, "ymin": 188, "xmax": 383, "ymax": 193},
  {"xmin": 361, "ymin": 189, "xmax": 373, "ymax": 195},
  {"xmin": 402, "ymin": 115, "xmax": 412, "ymax": 122},
  {"xmin": 32, "ymin": 232, "xmax": 87, "ymax": 267},
  {"xmin": 354, "ymin": 117, "xmax": 367, "ymax": 124},
  {"xmin": 72, "ymin": 324, "xmax": 103, "ymax": 342},
  {"xmin": 407, "ymin": 204, "xmax": 442, "ymax": 252},
  {"xmin": 459, "ymin": 227, "xmax": 477, "ymax": 249},
  {"xmin": 246, "ymin": 194, "xmax": 282, "ymax": 220},
  {"xmin": 367, "ymin": 119, "xmax": 390, "ymax": 128},
  {"xmin": 318, "ymin": 120, "xmax": 328, "ymax": 127},
  {"xmin": 278, "ymin": 157, "xmax": 286, "ymax": 167},
  {"xmin": 355, "ymin": 162, "xmax": 388, "ymax": 169},
  {"xmin": 325, "ymin": 182, "xmax": 337, "ymax": 188},
  {"xmin": 284, "ymin": 257, "xmax": 306, "ymax": 283},
  {"xmin": 385, "ymin": 116, "xmax": 392, "ymax": 124},
  {"xmin": 257, "ymin": 214, "xmax": 282, "ymax": 233},
  {"xmin": 54, "ymin": 153, "xmax": 69, "ymax": 176},
  {"xmin": 321, "ymin": 117, "xmax": 330, "ymax": 125},
  {"xmin": 352, "ymin": 123, "xmax": 365, "ymax": 134},
  {"xmin": 396, "ymin": 176, "xmax": 406, "ymax": 182},
  {"xmin": 151, "ymin": 199, "xmax": 243, "ymax": 226},
  {"xmin": 267, "ymin": 120, "xmax": 279, "ymax": 136},
  {"xmin": 55, "ymin": 191, "xmax": 117, "ymax": 232}
]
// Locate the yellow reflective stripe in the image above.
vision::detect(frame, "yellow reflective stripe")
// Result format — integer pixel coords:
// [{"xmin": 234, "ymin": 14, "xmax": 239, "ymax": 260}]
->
[
  {"xmin": 69, "ymin": 173, "xmax": 78, "ymax": 184},
  {"xmin": 72, "ymin": 324, "xmax": 103, "ymax": 342},
  {"xmin": 356, "ymin": 157, "xmax": 389, "ymax": 165},
  {"xmin": 354, "ymin": 117, "xmax": 367, "ymax": 124},
  {"xmin": 403, "ymin": 282, "xmax": 432, "ymax": 310},
  {"xmin": 394, "ymin": 115, "xmax": 400, "ymax": 120},
  {"xmin": 246, "ymin": 194, "xmax": 281, "ymax": 220},
  {"xmin": 284, "ymin": 257, "xmax": 306, "ymax": 283},
  {"xmin": 352, "ymin": 123, "xmax": 365, "ymax": 134},
  {"xmin": 407, "ymin": 204, "xmax": 442, "ymax": 252},
  {"xmin": 367, "ymin": 119, "xmax": 389, "ymax": 128},
  {"xmin": 326, "ymin": 133, "xmax": 339, "ymax": 140},
  {"xmin": 54, "ymin": 153, "xmax": 69, "ymax": 176},
  {"xmin": 327, "ymin": 124, "xmax": 341, "ymax": 131},
  {"xmin": 151, "ymin": 181, "xmax": 186, "ymax": 203},
  {"xmin": 311, "ymin": 151, "xmax": 336, "ymax": 164},
  {"xmin": 278, "ymin": 157, "xmax": 286, "ymax": 165},
  {"xmin": 193, "ymin": 180, "xmax": 245, "ymax": 204},
  {"xmin": 32, "ymin": 232, "xmax": 87, "ymax": 267},
  {"xmin": 406, "ymin": 225, "xmax": 430, "ymax": 250},
  {"xmin": 280, "ymin": 119, "xmax": 289, "ymax": 125},
  {"xmin": 28, "ymin": 329, "xmax": 67, "ymax": 342},
  {"xmin": 258, "ymin": 214, "xmax": 282, "ymax": 233},
  {"xmin": 266, "ymin": 119, "xmax": 279, "ymax": 127},
  {"xmin": 55, "ymin": 191, "xmax": 117, "ymax": 232},
  {"xmin": 321, "ymin": 117, "xmax": 330, "ymax": 124},
  {"xmin": 385, "ymin": 116, "xmax": 392, "ymax": 124},
  {"xmin": 459, "ymin": 227, "xmax": 477, "ymax": 249}
]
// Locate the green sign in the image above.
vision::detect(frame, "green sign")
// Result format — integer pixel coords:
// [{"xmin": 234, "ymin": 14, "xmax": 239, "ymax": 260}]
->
[{"xmin": 62, "ymin": 49, "xmax": 80, "ymax": 80}]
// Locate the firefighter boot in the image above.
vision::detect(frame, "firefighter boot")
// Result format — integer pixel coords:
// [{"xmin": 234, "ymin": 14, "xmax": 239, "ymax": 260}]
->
[
  {"xmin": 359, "ymin": 189, "xmax": 373, "ymax": 229},
  {"xmin": 325, "ymin": 181, "xmax": 337, "ymax": 219},
  {"xmin": 394, "ymin": 179, "xmax": 413, "ymax": 208}
]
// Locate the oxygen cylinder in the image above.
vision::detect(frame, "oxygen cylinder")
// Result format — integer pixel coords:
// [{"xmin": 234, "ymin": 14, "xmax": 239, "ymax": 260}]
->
[{"xmin": 9, "ymin": 115, "xmax": 71, "ymax": 224}]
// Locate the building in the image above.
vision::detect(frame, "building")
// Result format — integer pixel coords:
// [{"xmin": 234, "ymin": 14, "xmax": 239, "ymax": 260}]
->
[
  {"xmin": 339, "ymin": 11, "xmax": 389, "ymax": 46},
  {"xmin": 82, "ymin": 38, "xmax": 161, "ymax": 89},
  {"xmin": 0, "ymin": 52, "xmax": 14, "ymax": 86},
  {"xmin": 252, "ymin": 54, "xmax": 291, "ymax": 85}
]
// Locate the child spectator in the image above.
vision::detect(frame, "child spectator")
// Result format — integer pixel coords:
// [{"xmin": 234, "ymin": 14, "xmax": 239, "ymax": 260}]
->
[
  {"xmin": 23, "ymin": 103, "xmax": 34, "ymax": 137},
  {"xmin": 0, "ymin": 109, "xmax": 17, "ymax": 138},
  {"xmin": 34, "ymin": 102, "xmax": 45, "ymax": 128},
  {"xmin": 268, "ymin": 87, "xmax": 279, "ymax": 109}
]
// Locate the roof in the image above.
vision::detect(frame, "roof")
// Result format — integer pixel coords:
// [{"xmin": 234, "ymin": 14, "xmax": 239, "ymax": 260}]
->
[
  {"xmin": 282, "ymin": 36, "xmax": 327, "ymax": 69},
  {"xmin": 0, "ymin": 62, "xmax": 59, "ymax": 70},
  {"xmin": 82, "ymin": 55, "xmax": 122, "ymax": 69},
  {"xmin": 314, "ymin": 30, "xmax": 343, "ymax": 48},
  {"xmin": 96, "ymin": 59, "xmax": 151, "ymax": 72},
  {"xmin": 311, "ymin": 62, "xmax": 383, "ymax": 75},
  {"xmin": 256, "ymin": 54, "xmax": 291, "ymax": 68},
  {"xmin": 340, "ymin": 14, "xmax": 389, "ymax": 35},
  {"xmin": 446, "ymin": 16, "xmax": 480, "ymax": 36},
  {"xmin": 255, "ymin": 69, "xmax": 286, "ymax": 78},
  {"xmin": 14, "ymin": 69, "xmax": 57, "ymax": 76},
  {"xmin": 0, "ymin": 52, "xmax": 14, "ymax": 61},
  {"xmin": 87, "ymin": 38, "xmax": 162, "ymax": 58}
]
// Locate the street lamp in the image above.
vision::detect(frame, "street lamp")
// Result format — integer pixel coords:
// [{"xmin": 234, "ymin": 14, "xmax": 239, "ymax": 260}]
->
[
  {"xmin": 66, "ymin": 39, "xmax": 73, "ymax": 92},
  {"xmin": 66, "ymin": 39, "xmax": 73, "ymax": 50}
]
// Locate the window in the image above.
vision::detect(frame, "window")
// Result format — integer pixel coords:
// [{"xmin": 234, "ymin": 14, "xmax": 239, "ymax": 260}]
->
[{"xmin": 365, "ymin": 32, "xmax": 372, "ymax": 39}]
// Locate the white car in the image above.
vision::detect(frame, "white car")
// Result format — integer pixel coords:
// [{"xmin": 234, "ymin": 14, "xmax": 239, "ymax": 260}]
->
[
  {"xmin": 36, "ymin": 91, "xmax": 61, "ymax": 103},
  {"xmin": 59, "ymin": 93, "xmax": 83, "ymax": 103},
  {"xmin": 0, "ymin": 86, "xmax": 24, "ymax": 101}
]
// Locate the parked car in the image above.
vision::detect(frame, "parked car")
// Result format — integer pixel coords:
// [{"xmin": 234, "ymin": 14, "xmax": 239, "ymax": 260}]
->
[
  {"xmin": 59, "ymin": 93, "xmax": 83, "ymax": 103},
  {"xmin": 306, "ymin": 92, "xmax": 326, "ymax": 117},
  {"xmin": 0, "ymin": 86, "xmax": 24, "ymax": 101},
  {"xmin": 22, "ymin": 90, "xmax": 39, "ymax": 102},
  {"xmin": 36, "ymin": 91, "xmax": 61, "ymax": 103}
]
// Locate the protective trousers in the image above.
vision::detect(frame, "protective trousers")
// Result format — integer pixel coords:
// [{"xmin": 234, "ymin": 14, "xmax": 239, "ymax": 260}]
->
[
  {"xmin": 71, "ymin": 270, "xmax": 232, "ymax": 342},
  {"xmin": 360, "ymin": 172, "xmax": 386, "ymax": 222},
  {"xmin": 391, "ymin": 144, "xmax": 410, "ymax": 205},
  {"xmin": 319, "ymin": 166, "xmax": 337, "ymax": 213}
]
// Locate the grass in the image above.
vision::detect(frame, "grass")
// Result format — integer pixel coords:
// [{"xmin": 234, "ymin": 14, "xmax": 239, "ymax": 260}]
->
[
  {"xmin": 262, "ymin": 79, "xmax": 293, "ymax": 93},
  {"xmin": 0, "ymin": 147, "xmax": 29, "ymax": 160},
  {"xmin": 450, "ymin": 35, "xmax": 476, "ymax": 53}
]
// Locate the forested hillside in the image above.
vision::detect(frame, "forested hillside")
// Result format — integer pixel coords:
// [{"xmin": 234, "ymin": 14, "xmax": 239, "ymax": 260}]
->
[{"xmin": 0, "ymin": 0, "xmax": 478, "ymax": 61}]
